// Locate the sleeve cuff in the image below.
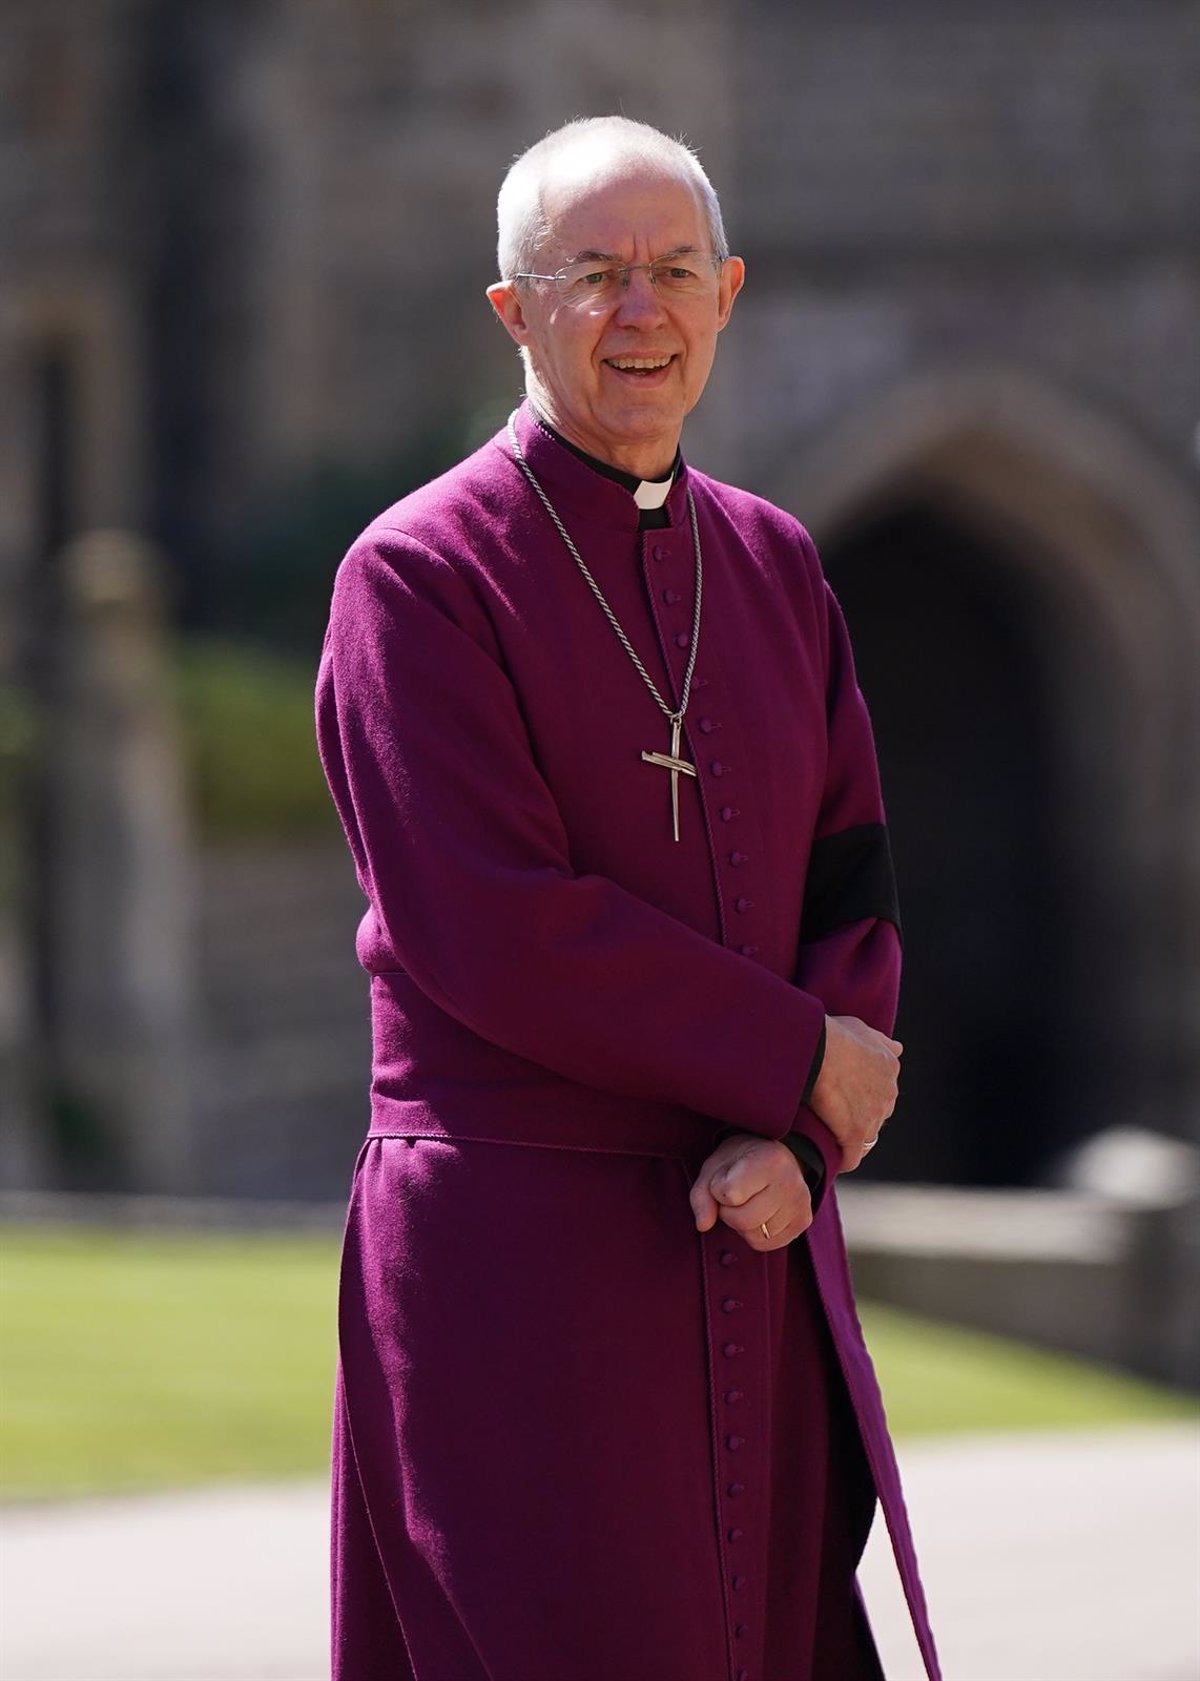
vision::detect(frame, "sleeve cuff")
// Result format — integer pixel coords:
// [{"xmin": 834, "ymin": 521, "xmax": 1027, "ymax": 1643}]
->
[
  {"xmin": 799, "ymin": 1019, "xmax": 826, "ymax": 1107},
  {"xmin": 786, "ymin": 1106, "xmax": 842, "ymax": 1213},
  {"xmin": 777, "ymin": 1131, "xmax": 826, "ymax": 1206}
]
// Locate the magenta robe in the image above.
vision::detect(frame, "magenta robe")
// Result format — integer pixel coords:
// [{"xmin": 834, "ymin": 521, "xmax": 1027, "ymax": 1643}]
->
[{"xmin": 316, "ymin": 402, "xmax": 941, "ymax": 1681}]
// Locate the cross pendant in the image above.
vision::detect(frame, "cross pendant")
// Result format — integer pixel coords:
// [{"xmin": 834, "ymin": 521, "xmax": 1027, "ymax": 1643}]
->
[{"xmin": 641, "ymin": 716, "xmax": 697, "ymax": 843}]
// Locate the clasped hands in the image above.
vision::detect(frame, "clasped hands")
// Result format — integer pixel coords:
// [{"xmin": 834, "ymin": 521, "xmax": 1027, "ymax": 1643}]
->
[{"xmin": 689, "ymin": 1014, "xmax": 902, "ymax": 1252}]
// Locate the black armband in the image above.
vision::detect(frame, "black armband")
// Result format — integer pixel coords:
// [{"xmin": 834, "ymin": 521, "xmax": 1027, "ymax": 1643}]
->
[{"xmin": 800, "ymin": 822, "xmax": 901, "ymax": 944}]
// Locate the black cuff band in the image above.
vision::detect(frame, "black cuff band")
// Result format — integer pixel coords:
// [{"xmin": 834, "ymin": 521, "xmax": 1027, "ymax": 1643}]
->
[
  {"xmin": 779, "ymin": 1132, "xmax": 827, "ymax": 1207},
  {"xmin": 799, "ymin": 1020, "xmax": 826, "ymax": 1107}
]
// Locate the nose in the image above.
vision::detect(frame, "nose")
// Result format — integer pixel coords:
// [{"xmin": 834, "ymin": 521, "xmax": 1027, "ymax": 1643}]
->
[{"xmin": 613, "ymin": 265, "xmax": 666, "ymax": 326}]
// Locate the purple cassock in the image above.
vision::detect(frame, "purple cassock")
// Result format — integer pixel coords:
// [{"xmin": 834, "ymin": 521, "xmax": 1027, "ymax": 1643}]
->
[{"xmin": 316, "ymin": 400, "xmax": 941, "ymax": 1681}]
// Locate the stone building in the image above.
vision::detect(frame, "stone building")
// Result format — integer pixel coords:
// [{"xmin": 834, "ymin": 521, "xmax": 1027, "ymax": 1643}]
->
[{"xmin": 4, "ymin": 1, "xmax": 1198, "ymax": 1202}]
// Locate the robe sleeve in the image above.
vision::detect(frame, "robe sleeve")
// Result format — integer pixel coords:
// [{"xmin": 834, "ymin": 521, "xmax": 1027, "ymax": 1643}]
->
[
  {"xmin": 786, "ymin": 574, "xmax": 903, "ymax": 1195},
  {"xmin": 316, "ymin": 528, "xmax": 828, "ymax": 1142}
]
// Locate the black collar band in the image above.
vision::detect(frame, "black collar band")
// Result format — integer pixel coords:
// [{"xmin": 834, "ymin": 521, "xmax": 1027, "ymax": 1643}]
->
[{"xmin": 530, "ymin": 408, "xmax": 681, "ymax": 495}]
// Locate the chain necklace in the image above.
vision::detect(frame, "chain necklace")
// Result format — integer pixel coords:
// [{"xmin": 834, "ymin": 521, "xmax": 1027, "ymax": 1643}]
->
[{"xmin": 507, "ymin": 412, "xmax": 702, "ymax": 842}]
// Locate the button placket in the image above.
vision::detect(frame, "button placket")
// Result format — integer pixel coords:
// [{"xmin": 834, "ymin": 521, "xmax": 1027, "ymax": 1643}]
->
[
  {"xmin": 705, "ymin": 1228, "xmax": 770, "ymax": 1681},
  {"xmin": 651, "ymin": 547, "xmax": 694, "ymax": 668},
  {"xmin": 704, "ymin": 750, "xmax": 757, "ymax": 959},
  {"xmin": 715, "ymin": 751, "xmax": 761, "ymax": 955},
  {"xmin": 660, "ymin": 640, "xmax": 753, "ymax": 963},
  {"xmin": 684, "ymin": 648, "xmax": 770, "ymax": 977},
  {"xmin": 641, "ymin": 537, "xmax": 704, "ymax": 842}
]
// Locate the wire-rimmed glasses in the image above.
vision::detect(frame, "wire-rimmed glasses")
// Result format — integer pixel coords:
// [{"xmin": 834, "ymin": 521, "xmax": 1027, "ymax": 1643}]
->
[{"xmin": 515, "ymin": 251, "xmax": 724, "ymax": 309}]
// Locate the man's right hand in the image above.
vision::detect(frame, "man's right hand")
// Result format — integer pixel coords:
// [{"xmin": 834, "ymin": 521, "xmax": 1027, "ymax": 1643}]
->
[{"xmin": 809, "ymin": 1015, "xmax": 903, "ymax": 1172}]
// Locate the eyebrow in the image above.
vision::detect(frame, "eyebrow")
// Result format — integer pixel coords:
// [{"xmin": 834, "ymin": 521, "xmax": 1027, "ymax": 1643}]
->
[{"xmin": 564, "ymin": 245, "xmax": 702, "ymax": 264}]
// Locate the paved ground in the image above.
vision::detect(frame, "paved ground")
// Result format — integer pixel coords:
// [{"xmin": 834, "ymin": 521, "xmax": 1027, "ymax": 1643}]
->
[
  {"xmin": 3, "ymin": 1423, "xmax": 1197, "ymax": 1680},
  {"xmin": 858, "ymin": 1423, "xmax": 1199, "ymax": 1681}
]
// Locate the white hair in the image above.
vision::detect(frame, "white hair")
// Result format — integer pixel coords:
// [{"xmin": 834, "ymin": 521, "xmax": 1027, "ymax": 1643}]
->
[{"xmin": 496, "ymin": 116, "xmax": 730, "ymax": 282}]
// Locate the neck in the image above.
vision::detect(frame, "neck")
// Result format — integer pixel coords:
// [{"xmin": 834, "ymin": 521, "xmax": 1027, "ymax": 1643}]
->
[{"xmin": 527, "ymin": 387, "xmax": 679, "ymax": 483}]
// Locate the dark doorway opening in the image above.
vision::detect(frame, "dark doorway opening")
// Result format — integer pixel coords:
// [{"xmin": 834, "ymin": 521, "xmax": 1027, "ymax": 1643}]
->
[{"xmin": 822, "ymin": 499, "xmax": 1070, "ymax": 1186}]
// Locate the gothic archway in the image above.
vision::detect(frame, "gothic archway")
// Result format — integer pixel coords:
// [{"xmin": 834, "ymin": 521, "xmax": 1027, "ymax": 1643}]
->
[{"xmin": 774, "ymin": 369, "xmax": 1200, "ymax": 1185}]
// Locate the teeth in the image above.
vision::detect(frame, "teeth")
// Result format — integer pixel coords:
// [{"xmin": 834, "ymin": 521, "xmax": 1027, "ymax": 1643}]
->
[{"xmin": 608, "ymin": 356, "xmax": 671, "ymax": 370}]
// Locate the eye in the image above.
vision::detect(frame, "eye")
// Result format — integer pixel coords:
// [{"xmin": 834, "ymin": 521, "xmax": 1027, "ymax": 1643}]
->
[
  {"xmin": 654, "ymin": 261, "xmax": 702, "ymax": 287},
  {"xmin": 561, "ymin": 264, "xmax": 617, "ymax": 289},
  {"xmin": 559, "ymin": 263, "xmax": 621, "ymax": 302}
]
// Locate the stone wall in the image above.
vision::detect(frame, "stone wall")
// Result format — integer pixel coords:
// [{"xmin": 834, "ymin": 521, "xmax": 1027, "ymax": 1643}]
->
[{"xmin": 4, "ymin": 3, "xmax": 1196, "ymax": 586}]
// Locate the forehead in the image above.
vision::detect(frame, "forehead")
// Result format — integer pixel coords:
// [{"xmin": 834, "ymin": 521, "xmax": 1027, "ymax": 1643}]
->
[{"xmin": 538, "ymin": 155, "xmax": 708, "ymax": 258}]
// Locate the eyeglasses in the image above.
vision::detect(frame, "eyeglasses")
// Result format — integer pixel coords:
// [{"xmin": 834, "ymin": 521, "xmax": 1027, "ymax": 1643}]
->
[{"xmin": 515, "ymin": 252, "xmax": 724, "ymax": 308}]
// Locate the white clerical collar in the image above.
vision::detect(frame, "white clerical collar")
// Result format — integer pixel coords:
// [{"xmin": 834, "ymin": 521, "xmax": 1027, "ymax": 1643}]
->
[
  {"xmin": 633, "ymin": 472, "xmax": 675, "ymax": 510},
  {"xmin": 528, "ymin": 407, "xmax": 680, "ymax": 506}
]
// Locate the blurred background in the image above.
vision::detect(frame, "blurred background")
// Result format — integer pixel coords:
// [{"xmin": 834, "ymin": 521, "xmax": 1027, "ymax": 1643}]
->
[{"xmin": 1, "ymin": 3, "xmax": 1198, "ymax": 1675}]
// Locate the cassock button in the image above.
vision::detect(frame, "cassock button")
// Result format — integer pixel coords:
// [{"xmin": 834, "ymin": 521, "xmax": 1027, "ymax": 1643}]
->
[
  {"xmin": 719, "ymin": 1249, "xmax": 737, "ymax": 1267},
  {"xmin": 722, "ymin": 1298, "xmax": 742, "ymax": 1312},
  {"xmin": 720, "ymin": 805, "xmax": 740, "ymax": 822},
  {"xmin": 731, "ymin": 1574, "xmax": 747, "ymax": 1591},
  {"xmin": 735, "ymin": 897, "xmax": 754, "ymax": 914},
  {"xmin": 727, "ymin": 1482, "xmax": 745, "ymax": 1497},
  {"xmin": 736, "ymin": 1668, "xmax": 750, "ymax": 1681},
  {"xmin": 663, "ymin": 587, "xmax": 680, "ymax": 604},
  {"xmin": 728, "ymin": 1527, "xmax": 744, "ymax": 1542},
  {"xmin": 726, "ymin": 1434, "xmax": 745, "ymax": 1451},
  {"xmin": 698, "ymin": 717, "xmax": 718, "ymax": 734},
  {"xmin": 739, "ymin": 945, "xmax": 759, "ymax": 958},
  {"xmin": 693, "ymin": 674, "xmax": 709, "ymax": 688},
  {"xmin": 710, "ymin": 761, "xmax": 726, "ymax": 777},
  {"xmin": 724, "ymin": 1390, "xmax": 744, "ymax": 1404},
  {"xmin": 734, "ymin": 1624, "xmax": 749, "ymax": 1639},
  {"xmin": 729, "ymin": 850, "xmax": 747, "ymax": 865},
  {"xmin": 674, "ymin": 631, "xmax": 690, "ymax": 648},
  {"xmin": 652, "ymin": 545, "xmax": 666, "ymax": 561},
  {"xmin": 723, "ymin": 1342, "xmax": 743, "ymax": 1357}
]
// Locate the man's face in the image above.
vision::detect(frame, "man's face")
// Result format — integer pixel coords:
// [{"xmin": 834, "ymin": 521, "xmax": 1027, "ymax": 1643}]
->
[{"xmin": 488, "ymin": 157, "xmax": 744, "ymax": 478}]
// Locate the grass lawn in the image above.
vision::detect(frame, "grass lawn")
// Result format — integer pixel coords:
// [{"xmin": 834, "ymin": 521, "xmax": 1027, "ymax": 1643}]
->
[
  {"xmin": 1, "ymin": 1225, "xmax": 340, "ymax": 1502},
  {"xmin": 2, "ymin": 1223, "xmax": 1195, "ymax": 1502},
  {"xmin": 860, "ymin": 1302, "xmax": 1197, "ymax": 1439}
]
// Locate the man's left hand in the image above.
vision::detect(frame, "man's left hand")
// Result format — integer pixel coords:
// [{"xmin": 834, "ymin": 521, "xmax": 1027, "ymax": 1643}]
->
[{"xmin": 688, "ymin": 1134, "xmax": 814, "ymax": 1251}]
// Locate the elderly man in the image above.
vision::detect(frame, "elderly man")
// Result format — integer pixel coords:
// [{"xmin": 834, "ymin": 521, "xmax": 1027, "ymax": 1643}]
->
[{"xmin": 317, "ymin": 116, "xmax": 939, "ymax": 1681}]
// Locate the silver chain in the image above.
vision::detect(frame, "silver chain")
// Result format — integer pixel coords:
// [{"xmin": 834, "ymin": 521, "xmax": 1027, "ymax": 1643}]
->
[{"xmin": 506, "ymin": 412, "xmax": 703, "ymax": 729}]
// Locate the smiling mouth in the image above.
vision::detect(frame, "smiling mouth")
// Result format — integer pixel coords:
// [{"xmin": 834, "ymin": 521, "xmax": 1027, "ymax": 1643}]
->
[{"xmin": 604, "ymin": 354, "xmax": 675, "ymax": 376}]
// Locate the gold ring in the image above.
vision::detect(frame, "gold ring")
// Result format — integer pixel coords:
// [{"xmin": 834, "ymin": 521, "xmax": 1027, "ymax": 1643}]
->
[{"xmin": 862, "ymin": 1136, "xmax": 879, "ymax": 1151}]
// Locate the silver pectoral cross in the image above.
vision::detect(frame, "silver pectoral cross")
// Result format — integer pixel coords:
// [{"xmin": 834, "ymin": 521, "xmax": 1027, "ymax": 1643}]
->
[{"xmin": 641, "ymin": 715, "xmax": 697, "ymax": 843}]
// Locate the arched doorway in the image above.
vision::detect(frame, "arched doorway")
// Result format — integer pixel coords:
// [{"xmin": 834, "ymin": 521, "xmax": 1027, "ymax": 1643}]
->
[
  {"xmin": 824, "ymin": 499, "xmax": 1070, "ymax": 1184},
  {"xmin": 773, "ymin": 369, "xmax": 1200, "ymax": 1186}
]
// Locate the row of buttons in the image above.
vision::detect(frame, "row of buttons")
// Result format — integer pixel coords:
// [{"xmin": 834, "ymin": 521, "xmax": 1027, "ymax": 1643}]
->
[
  {"xmin": 719, "ymin": 1250, "xmax": 753, "ymax": 1681},
  {"xmin": 656, "ymin": 538, "xmax": 760, "ymax": 1681},
  {"xmin": 651, "ymin": 540, "xmax": 765, "ymax": 993}
]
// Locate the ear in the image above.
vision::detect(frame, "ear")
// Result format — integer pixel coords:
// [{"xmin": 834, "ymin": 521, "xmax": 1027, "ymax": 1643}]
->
[
  {"xmin": 486, "ymin": 280, "xmax": 531, "ymax": 348},
  {"xmin": 715, "ymin": 257, "xmax": 746, "ymax": 332}
]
